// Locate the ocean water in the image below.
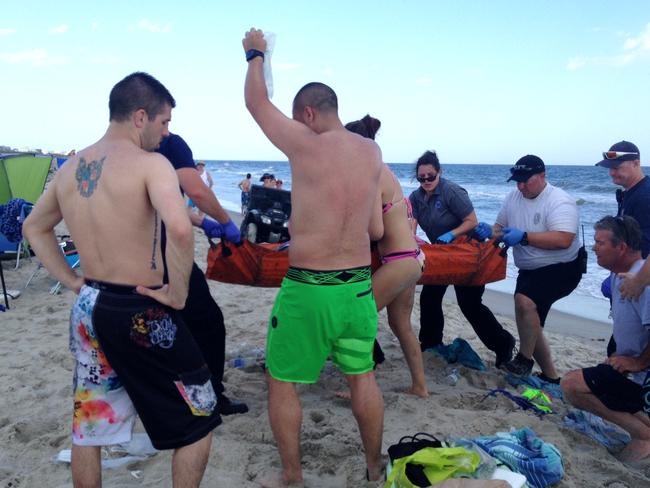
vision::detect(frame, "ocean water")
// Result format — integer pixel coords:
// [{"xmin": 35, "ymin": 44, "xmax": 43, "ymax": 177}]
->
[{"xmin": 204, "ymin": 160, "xmax": 619, "ymax": 321}]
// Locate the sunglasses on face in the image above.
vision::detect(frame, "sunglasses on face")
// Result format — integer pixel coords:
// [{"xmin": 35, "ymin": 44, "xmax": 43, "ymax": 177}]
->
[
  {"xmin": 602, "ymin": 151, "xmax": 639, "ymax": 160},
  {"xmin": 417, "ymin": 173, "xmax": 438, "ymax": 183}
]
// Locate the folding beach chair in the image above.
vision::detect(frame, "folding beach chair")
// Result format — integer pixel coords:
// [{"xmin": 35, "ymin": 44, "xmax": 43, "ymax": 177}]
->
[
  {"xmin": 0, "ymin": 255, "xmax": 9, "ymax": 310},
  {"xmin": 24, "ymin": 239, "xmax": 80, "ymax": 294},
  {"xmin": 50, "ymin": 240, "xmax": 80, "ymax": 295}
]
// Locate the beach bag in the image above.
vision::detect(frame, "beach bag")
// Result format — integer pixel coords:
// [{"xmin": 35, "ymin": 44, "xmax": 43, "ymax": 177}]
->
[
  {"xmin": 388, "ymin": 433, "xmax": 443, "ymax": 486},
  {"xmin": 385, "ymin": 446, "xmax": 480, "ymax": 488}
]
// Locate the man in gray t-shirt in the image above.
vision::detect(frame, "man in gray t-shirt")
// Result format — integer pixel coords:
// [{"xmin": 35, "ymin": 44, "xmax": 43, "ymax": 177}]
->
[{"xmin": 561, "ymin": 216, "xmax": 650, "ymax": 463}]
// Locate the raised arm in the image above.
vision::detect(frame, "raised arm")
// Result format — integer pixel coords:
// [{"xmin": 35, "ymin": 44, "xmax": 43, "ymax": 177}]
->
[
  {"xmin": 22, "ymin": 178, "xmax": 84, "ymax": 293},
  {"xmin": 242, "ymin": 28, "xmax": 313, "ymax": 159}
]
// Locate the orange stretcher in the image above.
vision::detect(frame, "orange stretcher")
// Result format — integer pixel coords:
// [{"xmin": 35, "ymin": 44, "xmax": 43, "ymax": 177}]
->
[{"xmin": 205, "ymin": 237, "xmax": 506, "ymax": 288}]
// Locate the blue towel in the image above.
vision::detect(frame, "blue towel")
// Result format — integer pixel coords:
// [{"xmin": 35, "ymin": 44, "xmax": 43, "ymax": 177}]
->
[
  {"xmin": 0, "ymin": 198, "xmax": 28, "ymax": 243},
  {"xmin": 482, "ymin": 388, "xmax": 550, "ymax": 417},
  {"xmin": 426, "ymin": 337, "xmax": 487, "ymax": 371},
  {"xmin": 563, "ymin": 409, "xmax": 630, "ymax": 452},
  {"xmin": 465, "ymin": 428, "xmax": 564, "ymax": 488},
  {"xmin": 641, "ymin": 371, "xmax": 650, "ymax": 417}
]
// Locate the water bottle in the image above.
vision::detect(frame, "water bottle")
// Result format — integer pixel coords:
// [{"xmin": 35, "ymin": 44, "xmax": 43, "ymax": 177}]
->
[
  {"xmin": 229, "ymin": 356, "xmax": 258, "ymax": 368},
  {"xmin": 445, "ymin": 367, "xmax": 459, "ymax": 386},
  {"xmin": 228, "ymin": 345, "xmax": 265, "ymax": 368}
]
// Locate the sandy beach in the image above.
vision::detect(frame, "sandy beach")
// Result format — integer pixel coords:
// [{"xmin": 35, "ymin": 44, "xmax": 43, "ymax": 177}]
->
[{"xmin": 1, "ymin": 211, "xmax": 649, "ymax": 487}]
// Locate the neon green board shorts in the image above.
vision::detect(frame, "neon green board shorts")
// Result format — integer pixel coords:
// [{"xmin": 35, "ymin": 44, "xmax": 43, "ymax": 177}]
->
[{"xmin": 266, "ymin": 266, "xmax": 378, "ymax": 383}]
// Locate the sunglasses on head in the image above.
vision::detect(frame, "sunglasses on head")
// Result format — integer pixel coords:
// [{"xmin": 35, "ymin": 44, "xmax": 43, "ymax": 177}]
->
[
  {"xmin": 613, "ymin": 215, "xmax": 630, "ymax": 242},
  {"xmin": 602, "ymin": 151, "xmax": 638, "ymax": 160},
  {"xmin": 417, "ymin": 173, "xmax": 438, "ymax": 183}
]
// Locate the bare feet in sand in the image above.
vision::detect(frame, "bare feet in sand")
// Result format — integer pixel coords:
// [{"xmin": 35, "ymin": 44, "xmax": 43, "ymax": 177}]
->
[
  {"xmin": 405, "ymin": 385, "xmax": 429, "ymax": 398},
  {"xmin": 616, "ymin": 439, "xmax": 650, "ymax": 463},
  {"xmin": 256, "ymin": 470, "xmax": 304, "ymax": 488}
]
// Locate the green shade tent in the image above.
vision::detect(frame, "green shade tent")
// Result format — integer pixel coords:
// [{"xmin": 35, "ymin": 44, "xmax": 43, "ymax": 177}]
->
[{"xmin": 0, "ymin": 153, "xmax": 52, "ymax": 205}]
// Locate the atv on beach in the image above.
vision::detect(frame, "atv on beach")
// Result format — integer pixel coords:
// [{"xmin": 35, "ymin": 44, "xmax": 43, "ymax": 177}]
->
[{"xmin": 240, "ymin": 184, "xmax": 291, "ymax": 244}]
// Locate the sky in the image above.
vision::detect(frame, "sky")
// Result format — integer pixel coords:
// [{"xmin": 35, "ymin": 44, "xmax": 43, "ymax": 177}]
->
[{"xmin": 1, "ymin": 1, "xmax": 649, "ymax": 165}]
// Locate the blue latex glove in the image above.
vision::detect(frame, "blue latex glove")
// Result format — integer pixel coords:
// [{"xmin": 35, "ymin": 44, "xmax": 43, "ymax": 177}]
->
[
  {"xmin": 221, "ymin": 219, "xmax": 242, "ymax": 244},
  {"xmin": 601, "ymin": 276, "xmax": 612, "ymax": 299},
  {"xmin": 474, "ymin": 222, "xmax": 493, "ymax": 241},
  {"xmin": 200, "ymin": 217, "xmax": 223, "ymax": 239},
  {"xmin": 501, "ymin": 227, "xmax": 525, "ymax": 246},
  {"xmin": 435, "ymin": 231, "xmax": 455, "ymax": 244}
]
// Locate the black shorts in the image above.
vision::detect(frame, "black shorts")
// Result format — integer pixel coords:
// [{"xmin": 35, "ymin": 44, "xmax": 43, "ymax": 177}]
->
[
  {"xmin": 582, "ymin": 364, "xmax": 643, "ymax": 413},
  {"xmin": 181, "ymin": 263, "xmax": 226, "ymax": 396},
  {"xmin": 88, "ymin": 280, "xmax": 222, "ymax": 450},
  {"xmin": 515, "ymin": 256, "xmax": 582, "ymax": 327}
]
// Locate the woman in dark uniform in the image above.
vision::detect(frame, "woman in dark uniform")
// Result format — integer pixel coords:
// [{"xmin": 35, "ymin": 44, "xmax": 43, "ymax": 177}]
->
[{"xmin": 409, "ymin": 150, "xmax": 515, "ymax": 368}]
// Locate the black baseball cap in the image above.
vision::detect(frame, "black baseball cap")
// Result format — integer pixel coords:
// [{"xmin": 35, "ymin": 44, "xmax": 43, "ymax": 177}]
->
[
  {"xmin": 507, "ymin": 155, "xmax": 545, "ymax": 182},
  {"xmin": 596, "ymin": 141, "xmax": 640, "ymax": 168},
  {"xmin": 260, "ymin": 173, "xmax": 275, "ymax": 181}
]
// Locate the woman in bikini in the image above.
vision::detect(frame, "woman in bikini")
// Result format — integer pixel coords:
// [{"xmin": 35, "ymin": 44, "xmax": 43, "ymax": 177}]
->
[{"xmin": 345, "ymin": 115, "xmax": 428, "ymax": 397}]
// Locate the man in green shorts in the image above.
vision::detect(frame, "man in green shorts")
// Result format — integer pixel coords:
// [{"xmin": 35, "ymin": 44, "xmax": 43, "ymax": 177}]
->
[{"xmin": 243, "ymin": 28, "xmax": 385, "ymax": 485}]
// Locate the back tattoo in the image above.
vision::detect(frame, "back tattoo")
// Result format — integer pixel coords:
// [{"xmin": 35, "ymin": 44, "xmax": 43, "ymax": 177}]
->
[{"xmin": 75, "ymin": 157, "xmax": 105, "ymax": 197}]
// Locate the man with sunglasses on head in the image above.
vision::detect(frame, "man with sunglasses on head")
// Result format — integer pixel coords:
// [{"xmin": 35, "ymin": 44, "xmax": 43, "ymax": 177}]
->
[
  {"xmin": 562, "ymin": 216, "xmax": 650, "ymax": 463},
  {"xmin": 475, "ymin": 155, "xmax": 583, "ymax": 382},
  {"xmin": 596, "ymin": 142, "xmax": 650, "ymax": 301}
]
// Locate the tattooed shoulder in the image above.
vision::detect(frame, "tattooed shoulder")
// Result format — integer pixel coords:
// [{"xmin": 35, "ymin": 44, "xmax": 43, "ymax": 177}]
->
[{"xmin": 75, "ymin": 156, "xmax": 106, "ymax": 197}]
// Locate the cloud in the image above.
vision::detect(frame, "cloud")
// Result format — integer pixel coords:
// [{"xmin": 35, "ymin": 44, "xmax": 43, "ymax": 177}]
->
[
  {"xmin": 0, "ymin": 49, "xmax": 70, "ymax": 66},
  {"xmin": 566, "ymin": 57, "xmax": 586, "ymax": 71},
  {"xmin": 623, "ymin": 22, "xmax": 650, "ymax": 52},
  {"xmin": 49, "ymin": 24, "xmax": 69, "ymax": 34},
  {"xmin": 91, "ymin": 22, "xmax": 99, "ymax": 31},
  {"xmin": 414, "ymin": 77, "xmax": 433, "ymax": 85},
  {"xmin": 568, "ymin": 23, "xmax": 650, "ymax": 70},
  {"xmin": 275, "ymin": 62, "xmax": 300, "ymax": 71},
  {"xmin": 0, "ymin": 28, "xmax": 16, "ymax": 36},
  {"xmin": 87, "ymin": 55, "xmax": 119, "ymax": 65},
  {"xmin": 129, "ymin": 19, "xmax": 171, "ymax": 33}
]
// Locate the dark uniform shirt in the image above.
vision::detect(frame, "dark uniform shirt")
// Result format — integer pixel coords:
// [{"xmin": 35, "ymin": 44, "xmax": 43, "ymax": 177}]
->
[
  {"xmin": 408, "ymin": 178, "xmax": 474, "ymax": 242},
  {"xmin": 617, "ymin": 175, "xmax": 650, "ymax": 258}
]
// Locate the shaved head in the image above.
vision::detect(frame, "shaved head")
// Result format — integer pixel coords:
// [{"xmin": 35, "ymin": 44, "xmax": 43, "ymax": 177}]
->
[{"xmin": 293, "ymin": 82, "xmax": 338, "ymax": 115}]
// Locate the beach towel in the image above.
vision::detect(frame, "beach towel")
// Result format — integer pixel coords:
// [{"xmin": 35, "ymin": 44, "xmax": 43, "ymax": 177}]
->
[
  {"xmin": 427, "ymin": 338, "xmax": 487, "ymax": 371},
  {"xmin": 562, "ymin": 408, "xmax": 630, "ymax": 452},
  {"xmin": 0, "ymin": 198, "xmax": 28, "ymax": 243},
  {"xmin": 453, "ymin": 439, "xmax": 528, "ymax": 487},
  {"xmin": 504, "ymin": 373, "xmax": 563, "ymax": 401},
  {"xmin": 641, "ymin": 371, "xmax": 650, "ymax": 417},
  {"xmin": 465, "ymin": 428, "xmax": 563, "ymax": 488}
]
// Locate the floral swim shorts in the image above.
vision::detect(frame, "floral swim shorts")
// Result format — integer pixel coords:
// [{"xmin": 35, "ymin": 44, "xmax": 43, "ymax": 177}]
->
[{"xmin": 70, "ymin": 281, "xmax": 221, "ymax": 449}]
